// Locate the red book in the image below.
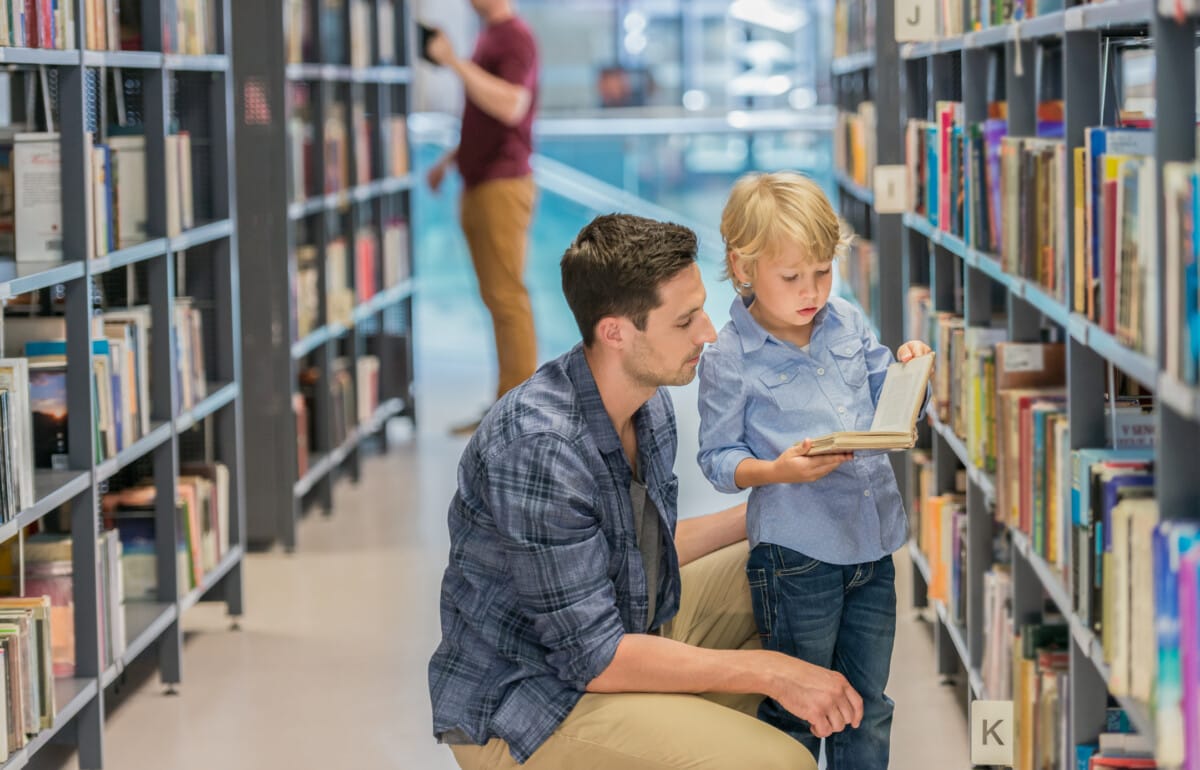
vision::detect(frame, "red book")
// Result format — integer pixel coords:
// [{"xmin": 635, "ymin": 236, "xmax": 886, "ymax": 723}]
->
[{"xmin": 1089, "ymin": 759, "xmax": 1157, "ymax": 769}]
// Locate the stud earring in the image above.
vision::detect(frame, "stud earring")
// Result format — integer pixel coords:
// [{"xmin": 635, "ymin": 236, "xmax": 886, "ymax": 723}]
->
[{"xmin": 739, "ymin": 281, "xmax": 752, "ymax": 289}]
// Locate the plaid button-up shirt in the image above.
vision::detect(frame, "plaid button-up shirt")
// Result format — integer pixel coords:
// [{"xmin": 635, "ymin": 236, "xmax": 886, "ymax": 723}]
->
[{"xmin": 429, "ymin": 344, "xmax": 681, "ymax": 763}]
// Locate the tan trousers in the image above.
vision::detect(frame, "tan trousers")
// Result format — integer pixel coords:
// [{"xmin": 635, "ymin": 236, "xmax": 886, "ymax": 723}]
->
[
  {"xmin": 460, "ymin": 176, "xmax": 538, "ymax": 399},
  {"xmin": 450, "ymin": 542, "xmax": 817, "ymax": 770}
]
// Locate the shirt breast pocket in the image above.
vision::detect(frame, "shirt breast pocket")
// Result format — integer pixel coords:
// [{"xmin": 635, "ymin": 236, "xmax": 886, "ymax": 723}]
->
[
  {"xmin": 760, "ymin": 364, "xmax": 813, "ymax": 412},
  {"xmin": 830, "ymin": 336, "xmax": 867, "ymax": 390}
]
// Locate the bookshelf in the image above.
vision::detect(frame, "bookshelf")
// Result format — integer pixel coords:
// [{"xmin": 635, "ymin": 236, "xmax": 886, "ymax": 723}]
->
[
  {"xmin": 0, "ymin": 0, "xmax": 245, "ymax": 767},
  {"xmin": 892, "ymin": 0, "xmax": 1200, "ymax": 766},
  {"xmin": 234, "ymin": 0, "xmax": 416, "ymax": 550}
]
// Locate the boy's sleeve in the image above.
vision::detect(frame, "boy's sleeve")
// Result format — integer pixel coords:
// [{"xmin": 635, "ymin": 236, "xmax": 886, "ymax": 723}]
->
[
  {"xmin": 696, "ymin": 347, "xmax": 755, "ymax": 494},
  {"xmin": 860, "ymin": 312, "xmax": 896, "ymax": 407},
  {"xmin": 483, "ymin": 434, "xmax": 624, "ymax": 691}
]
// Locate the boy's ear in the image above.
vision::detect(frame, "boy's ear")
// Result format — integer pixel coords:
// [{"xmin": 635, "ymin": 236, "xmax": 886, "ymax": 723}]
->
[{"xmin": 728, "ymin": 252, "xmax": 751, "ymax": 285}]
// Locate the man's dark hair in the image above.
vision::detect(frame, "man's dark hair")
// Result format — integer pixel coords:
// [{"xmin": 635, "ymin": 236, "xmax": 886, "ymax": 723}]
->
[{"xmin": 561, "ymin": 214, "xmax": 698, "ymax": 346}]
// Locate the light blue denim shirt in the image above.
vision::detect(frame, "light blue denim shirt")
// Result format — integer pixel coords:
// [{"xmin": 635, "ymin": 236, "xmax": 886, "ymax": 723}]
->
[{"xmin": 697, "ymin": 295, "xmax": 915, "ymax": 565}]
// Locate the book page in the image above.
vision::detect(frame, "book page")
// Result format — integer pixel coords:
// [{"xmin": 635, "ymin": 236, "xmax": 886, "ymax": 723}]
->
[{"xmin": 868, "ymin": 353, "xmax": 934, "ymax": 434}]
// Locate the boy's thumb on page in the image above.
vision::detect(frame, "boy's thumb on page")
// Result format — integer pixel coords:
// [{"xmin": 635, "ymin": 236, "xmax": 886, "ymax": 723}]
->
[{"xmin": 796, "ymin": 439, "xmax": 812, "ymax": 455}]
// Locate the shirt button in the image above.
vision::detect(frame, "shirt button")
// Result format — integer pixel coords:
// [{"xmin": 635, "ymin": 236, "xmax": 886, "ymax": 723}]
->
[
  {"xmin": 838, "ymin": 406, "xmax": 846, "ymax": 413},
  {"xmin": 864, "ymin": 490, "xmax": 872, "ymax": 497},
  {"xmin": 779, "ymin": 374, "xmax": 787, "ymax": 382},
  {"xmin": 817, "ymin": 368, "xmax": 825, "ymax": 375}
]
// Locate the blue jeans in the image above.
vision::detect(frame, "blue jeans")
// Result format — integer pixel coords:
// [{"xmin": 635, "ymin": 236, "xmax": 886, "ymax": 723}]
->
[{"xmin": 747, "ymin": 544, "xmax": 897, "ymax": 770}]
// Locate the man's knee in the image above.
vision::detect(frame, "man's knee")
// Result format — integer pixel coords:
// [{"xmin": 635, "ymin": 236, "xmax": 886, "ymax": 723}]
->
[{"xmin": 742, "ymin": 729, "xmax": 818, "ymax": 770}]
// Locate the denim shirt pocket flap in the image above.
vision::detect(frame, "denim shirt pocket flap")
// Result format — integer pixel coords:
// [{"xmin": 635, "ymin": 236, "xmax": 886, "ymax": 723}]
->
[
  {"xmin": 759, "ymin": 363, "xmax": 811, "ymax": 411},
  {"xmin": 829, "ymin": 336, "xmax": 867, "ymax": 388}
]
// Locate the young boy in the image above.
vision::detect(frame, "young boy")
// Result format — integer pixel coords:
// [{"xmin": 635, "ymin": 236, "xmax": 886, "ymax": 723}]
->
[{"xmin": 697, "ymin": 171, "xmax": 932, "ymax": 769}]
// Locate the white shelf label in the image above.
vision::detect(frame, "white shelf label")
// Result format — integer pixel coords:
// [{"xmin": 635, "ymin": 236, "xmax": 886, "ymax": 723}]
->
[
  {"xmin": 895, "ymin": 0, "xmax": 939, "ymax": 42},
  {"xmin": 873, "ymin": 165, "xmax": 909, "ymax": 213},
  {"xmin": 1001, "ymin": 343, "xmax": 1045, "ymax": 373},
  {"xmin": 971, "ymin": 700, "xmax": 1015, "ymax": 767}
]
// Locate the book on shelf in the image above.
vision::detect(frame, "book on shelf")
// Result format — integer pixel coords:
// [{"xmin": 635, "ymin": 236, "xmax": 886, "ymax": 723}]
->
[
  {"xmin": 833, "ymin": 0, "xmax": 874, "ymax": 57},
  {"xmin": 13, "ymin": 133, "xmax": 61, "ymax": 264},
  {"xmin": 803, "ymin": 353, "xmax": 934, "ymax": 455},
  {"xmin": 293, "ymin": 244, "xmax": 320, "ymax": 340},
  {"xmin": 0, "ymin": 0, "xmax": 76, "ymax": 49},
  {"xmin": 1162, "ymin": 161, "xmax": 1200, "ymax": 385},
  {"xmin": 0, "ymin": 358, "xmax": 34, "ymax": 513},
  {"xmin": 835, "ymin": 102, "xmax": 876, "ymax": 190},
  {"xmin": 382, "ymin": 218, "xmax": 409, "ymax": 288},
  {"xmin": 354, "ymin": 226, "xmax": 378, "ymax": 303},
  {"xmin": 356, "ymin": 355, "xmax": 379, "ymax": 425}
]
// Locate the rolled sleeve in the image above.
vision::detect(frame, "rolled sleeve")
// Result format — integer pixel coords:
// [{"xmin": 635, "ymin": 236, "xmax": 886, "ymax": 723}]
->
[
  {"xmin": 483, "ymin": 434, "xmax": 625, "ymax": 690},
  {"xmin": 697, "ymin": 348, "xmax": 755, "ymax": 494}
]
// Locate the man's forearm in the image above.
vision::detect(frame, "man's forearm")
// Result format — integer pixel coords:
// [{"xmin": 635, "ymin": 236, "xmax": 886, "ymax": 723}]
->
[
  {"xmin": 587, "ymin": 633, "xmax": 774, "ymax": 697},
  {"xmin": 674, "ymin": 502, "xmax": 746, "ymax": 566},
  {"xmin": 451, "ymin": 58, "xmax": 531, "ymax": 126}
]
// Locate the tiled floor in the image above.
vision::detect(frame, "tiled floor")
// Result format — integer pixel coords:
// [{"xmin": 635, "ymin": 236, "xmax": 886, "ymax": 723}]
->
[{"xmin": 32, "ymin": 144, "xmax": 971, "ymax": 769}]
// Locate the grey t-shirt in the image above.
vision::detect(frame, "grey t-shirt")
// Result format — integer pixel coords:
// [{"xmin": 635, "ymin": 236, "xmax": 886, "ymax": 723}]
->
[{"xmin": 629, "ymin": 477, "xmax": 661, "ymax": 631}]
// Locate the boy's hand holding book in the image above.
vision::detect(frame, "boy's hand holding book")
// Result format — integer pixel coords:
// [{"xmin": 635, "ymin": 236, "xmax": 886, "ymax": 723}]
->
[
  {"xmin": 896, "ymin": 339, "xmax": 934, "ymax": 363},
  {"xmin": 772, "ymin": 440, "xmax": 853, "ymax": 483}
]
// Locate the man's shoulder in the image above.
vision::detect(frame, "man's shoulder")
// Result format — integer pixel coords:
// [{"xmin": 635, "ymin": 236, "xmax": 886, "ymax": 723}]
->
[{"xmin": 478, "ymin": 355, "xmax": 585, "ymax": 453}]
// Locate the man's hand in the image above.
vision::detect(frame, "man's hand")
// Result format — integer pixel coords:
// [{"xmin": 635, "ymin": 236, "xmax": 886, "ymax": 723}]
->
[
  {"xmin": 897, "ymin": 340, "xmax": 933, "ymax": 363},
  {"xmin": 425, "ymin": 28, "xmax": 456, "ymax": 68},
  {"xmin": 769, "ymin": 654, "xmax": 864, "ymax": 738},
  {"xmin": 772, "ymin": 439, "xmax": 852, "ymax": 483},
  {"xmin": 426, "ymin": 159, "xmax": 448, "ymax": 193}
]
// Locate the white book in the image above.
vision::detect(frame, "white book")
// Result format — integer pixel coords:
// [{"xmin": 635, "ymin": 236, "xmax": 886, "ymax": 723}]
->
[
  {"xmin": 0, "ymin": 358, "xmax": 35, "ymax": 511},
  {"xmin": 13, "ymin": 132, "xmax": 62, "ymax": 263},
  {"xmin": 165, "ymin": 134, "xmax": 181, "ymax": 237},
  {"xmin": 102, "ymin": 307, "xmax": 152, "ymax": 437},
  {"xmin": 108, "ymin": 135, "xmax": 147, "ymax": 248},
  {"xmin": 178, "ymin": 132, "xmax": 194, "ymax": 230},
  {"xmin": 804, "ymin": 353, "xmax": 935, "ymax": 455},
  {"xmin": 91, "ymin": 145, "xmax": 110, "ymax": 258}
]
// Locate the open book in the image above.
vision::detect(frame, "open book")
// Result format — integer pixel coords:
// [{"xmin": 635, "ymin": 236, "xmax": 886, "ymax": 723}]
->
[{"xmin": 803, "ymin": 353, "xmax": 934, "ymax": 456}]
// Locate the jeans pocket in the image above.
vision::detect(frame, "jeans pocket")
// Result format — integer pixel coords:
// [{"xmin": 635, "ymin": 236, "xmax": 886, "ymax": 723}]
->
[
  {"xmin": 746, "ymin": 567, "xmax": 772, "ymax": 642},
  {"xmin": 774, "ymin": 546, "xmax": 824, "ymax": 577}
]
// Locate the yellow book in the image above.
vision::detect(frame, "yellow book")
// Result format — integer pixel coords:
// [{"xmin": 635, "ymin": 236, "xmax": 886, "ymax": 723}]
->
[{"xmin": 1073, "ymin": 147, "xmax": 1087, "ymax": 313}]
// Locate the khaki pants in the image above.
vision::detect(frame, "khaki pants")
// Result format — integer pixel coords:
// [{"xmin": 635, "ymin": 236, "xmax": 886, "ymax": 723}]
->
[
  {"xmin": 460, "ymin": 176, "xmax": 538, "ymax": 399},
  {"xmin": 450, "ymin": 542, "xmax": 817, "ymax": 770}
]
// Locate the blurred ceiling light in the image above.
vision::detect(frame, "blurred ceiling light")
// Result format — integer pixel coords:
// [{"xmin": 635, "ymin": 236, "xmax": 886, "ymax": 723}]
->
[
  {"xmin": 727, "ymin": 72, "xmax": 792, "ymax": 97},
  {"xmin": 682, "ymin": 89, "xmax": 710, "ymax": 111},
  {"xmin": 624, "ymin": 31, "xmax": 647, "ymax": 55},
  {"xmin": 729, "ymin": 0, "xmax": 809, "ymax": 34},
  {"xmin": 623, "ymin": 11, "xmax": 647, "ymax": 34},
  {"xmin": 788, "ymin": 87, "xmax": 818, "ymax": 109},
  {"xmin": 727, "ymin": 110, "xmax": 751, "ymax": 128}
]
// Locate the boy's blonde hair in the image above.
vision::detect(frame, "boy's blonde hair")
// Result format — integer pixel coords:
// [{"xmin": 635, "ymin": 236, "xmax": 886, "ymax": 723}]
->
[{"xmin": 720, "ymin": 171, "xmax": 851, "ymax": 295}]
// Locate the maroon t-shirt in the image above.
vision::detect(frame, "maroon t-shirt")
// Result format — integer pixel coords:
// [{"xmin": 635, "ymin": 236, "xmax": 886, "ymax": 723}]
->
[{"xmin": 457, "ymin": 17, "xmax": 538, "ymax": 189}]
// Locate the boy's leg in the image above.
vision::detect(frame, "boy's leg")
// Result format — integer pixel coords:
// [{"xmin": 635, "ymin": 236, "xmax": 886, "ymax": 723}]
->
[
  {"xmin": 661, "ymin": 540, "xmax": 762, "ymax": 715},
  {"xmin": 749, "ymin": 544, "xmax": 844, "ymax": 761},
  {"xmin": 450, "ymin": 692, "xmax": 817, "ymax": 770},
  {"xmin": 826, "ymin": 555, "xmax": 897, "ymax": 770}
]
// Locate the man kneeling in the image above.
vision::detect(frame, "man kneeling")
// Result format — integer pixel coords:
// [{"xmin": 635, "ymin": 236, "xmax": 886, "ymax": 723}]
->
[{"xmin": 428, "ymin": 214, "xmax": 862, "ymax": 769}]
